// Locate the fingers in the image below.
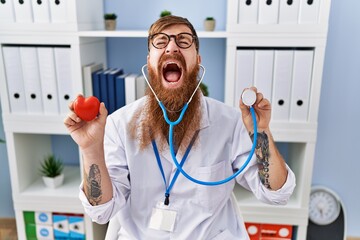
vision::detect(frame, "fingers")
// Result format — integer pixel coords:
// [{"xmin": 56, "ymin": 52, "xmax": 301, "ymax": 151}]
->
[{"xmin": 63, "ymin": 111, "xmax": 81, "ymax": 127}]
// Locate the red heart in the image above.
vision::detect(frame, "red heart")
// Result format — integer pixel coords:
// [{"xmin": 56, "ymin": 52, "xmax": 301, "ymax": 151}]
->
[{"xmin": 73, "ymin": 96, "xmax": 100, "ymax": 121}]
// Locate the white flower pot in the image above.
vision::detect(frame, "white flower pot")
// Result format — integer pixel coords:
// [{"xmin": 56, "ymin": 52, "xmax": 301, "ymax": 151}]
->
[{"xmin": 42, "ymin": 173, "xmax": 64, "ymax": 188}]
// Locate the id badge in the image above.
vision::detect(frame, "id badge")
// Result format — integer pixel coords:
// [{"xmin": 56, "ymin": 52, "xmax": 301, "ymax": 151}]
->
[{"xmin": 148, "ymin": 201, "xmax": 177, "ymax": 232}]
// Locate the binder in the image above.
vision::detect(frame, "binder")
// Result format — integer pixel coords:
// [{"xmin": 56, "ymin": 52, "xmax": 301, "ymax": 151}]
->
[
  {"xmin": 107, "ymin": 68, "xmax": 124, "ymax": 114},
  {"xmin": 253, "ymin": 50, "xmax": 274, "ymax": 101},
  {"xmin": 279, "ymin": 0, "xmax": 300, "ymax": 24},
  {"xmin": 136, "ymin": 75, "xmax": 147, "ymax": 99},
  {"xmin": 82, "ymin": 62, "xmax": 103, "ymax": 96},
  {"xmin": 0, "ymin": 0, "xmax": 15, "ymax": 23},
  {"xmin": 238, "ymin": 0, "xmax": 259, "ymax": 24},
  {"xmin": 2, "ymin": 46, "xmax": 27, "ymax": 113},
  {"xmin": 31, "ymin": 0, "xmax": 51, "ymax": 23},
  {"xmin": 20, "ymin": 47, "xmax": 43, "ymax": 114},
  {"xmin": 271, "ymin": 50, "xmax": 294, "ymax": 121},
  {"xmin": 91, "ymin": 69, "xmax": 103, "ymax": 103},
  {"xmin": 53, "ymin": 214, "xmax": 69, "ymax": 238},
  {"xmin": 49, "ymin": 0, "xmax": 67, "ymax": 23},
  {"xmin": 13, "ymin": 0, "xmax": 33, "ymax": 23},
  {"xmin": 54, "ymin": 47, "xmax": 73, "ymax": 114},
  {"xmin": 125, "ymin": 73, "xmax": 138, "ymax": 105},
  {"xmin": 37, "ymin": 47, "xmax": 60, "ymax": 115},
  {"xmin": 258, "ymin": 0, "xmax": 280, "ymax": 24},
  {"xmin": 100, "ymin": 68, "xmax": 113, "ymax": 109},
  {"xmin": 68, "ymin": 216, "xmax": 85, "ymax": 239},
  {"xmin": 299, "ymin": 0, "xmax": 320, "ymax": 24},
  {"xmin": 290, "ymin": 50, "xmax": 313, "ymax": 122},
  {"xmin": 114, "ymin": 73, "xmax": 129, "ymax": 110},
  {"xmin": 235, "ymin": 50, "xmax": 255, "ymax": 106}
]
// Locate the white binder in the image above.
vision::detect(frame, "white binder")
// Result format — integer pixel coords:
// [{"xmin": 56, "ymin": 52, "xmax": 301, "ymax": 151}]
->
[
  {"xmin": 54, "ymin": 47, "xmax": 73, "ymax": 114},
  {"xmin": 279, "ymin": 0, "xmax": 300, "ymax": 24},
  {"xmin": 235, "ymin": 50, "xmax": 255, "ymax": 106},
  {"xmin": 2, "ymin": 46, "xmax": 27, "ymax": 113},
  {"xmin": 238, "ymin": 0, "xmax": 259, "ymax": 24},
  {"xmin": 258, "ymin": 0, "xmax": 280, "ymax": 24},
  {"xmin": 13, "ymin": 0, "xmax": 33, "ymax": 23},
  {"xmin": 82, "ymin": 62, "xmax": 104, "ymax": 97},
  {"xmin": 254, "ymin": 50, "xmax": 274, "ymax": 101},
  {"xmin": 49, "ymin": 0, "xmax": 67, "ymax": 23},
  {"xmin": 299, "ymin": 0, "xmax": 320, "ymax": 24},
  {"xmin": 37, "ymin": 47, "xmax": 60, "ymax": 115},
  {"xmin": 136, "ymin": 75, "xmax": 147, "ymax": 100},
  {"xmin": 31, "ymin": 0, "xmax": 51, "ymax": 23},
  {"xmin": 0, "ymin": 0, "xmax": 15, "ymax": 23},
  {"xmin": 290, "ymin": 50, "xmax": 313, "ymax": 122},
  {"xmin": 20, "ymin": 47, "xmax": 44, "ymax": 114},
  {"xmin": 271, "ymin": 50, "xmax": 294, "ymax": 121},
  {"xmin": 125, "ymin": 74, "xmax": 138, "ymax": 104}
]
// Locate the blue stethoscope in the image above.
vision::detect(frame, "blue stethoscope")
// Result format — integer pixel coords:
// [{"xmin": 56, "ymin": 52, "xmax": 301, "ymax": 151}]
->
[{"xmin": 141, "ymin": 64, "xmax": 257, "ymax": 186}]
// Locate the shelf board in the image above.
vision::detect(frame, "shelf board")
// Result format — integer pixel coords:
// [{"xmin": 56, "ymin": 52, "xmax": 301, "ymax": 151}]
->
[
  {"xmin": 233, "ymin": 185, "xmax": 307, "ymax": 225},
  {"xmin": 78, "ymin": 30, "xmax": 228, "ymax": 38},
  {"xmin": 14, "ymin": 166, "xmax": 81, "ymax": 207}
]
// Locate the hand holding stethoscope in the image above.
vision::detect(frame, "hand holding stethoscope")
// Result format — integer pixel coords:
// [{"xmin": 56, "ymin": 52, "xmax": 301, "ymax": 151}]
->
[{"xmin": 240, "ymin": 87, "xmax": 272, "ymax": 134}]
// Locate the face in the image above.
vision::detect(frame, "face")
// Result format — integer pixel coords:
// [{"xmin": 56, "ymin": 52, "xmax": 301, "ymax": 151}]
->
[{"xmin": 147, "ymin": 24, "xmax": 201, "ymax": 90}]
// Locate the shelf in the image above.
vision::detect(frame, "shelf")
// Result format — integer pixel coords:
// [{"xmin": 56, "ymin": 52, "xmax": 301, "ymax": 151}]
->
[
  {"xmin": 78, "ymin": 30, "xmax": 228, "ymax": 38},
  {"xmin": 3, "ymin": 114, "xmax": 67, "ymax": 134},
  {"xmin": 233, "ymin": 185, "xmax": 306, "ymax": 226},
  {"xmin": 14, "ymin": 166, "xmax": 82, "ymax": 212}
]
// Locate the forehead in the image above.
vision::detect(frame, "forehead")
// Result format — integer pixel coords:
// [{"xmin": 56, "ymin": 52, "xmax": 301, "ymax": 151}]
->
[{"xmin": 160, "ymin": 24, "xmax": 192, "ymax": 35}]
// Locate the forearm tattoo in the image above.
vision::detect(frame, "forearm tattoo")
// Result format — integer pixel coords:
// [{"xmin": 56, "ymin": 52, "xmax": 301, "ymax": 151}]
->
[
  {"xmin": 86, "ymin": 164, "xmax": 102, "ymax": 205},
  {"xmin": 250, "ymin": 131, "xmax": 272, "ymax": 190}
]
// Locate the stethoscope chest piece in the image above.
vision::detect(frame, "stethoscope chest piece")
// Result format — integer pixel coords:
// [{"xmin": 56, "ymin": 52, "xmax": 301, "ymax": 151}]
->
[{"xmin": 242, "ymin": 89, "xmax": 257, "ymax": 107}]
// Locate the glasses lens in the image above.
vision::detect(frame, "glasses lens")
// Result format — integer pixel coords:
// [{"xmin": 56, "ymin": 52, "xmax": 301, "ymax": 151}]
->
[
  {"xmin": 152, "ymin": 33, "xmax": 169, "ymax": 49},
  {"xmin": 176, "ymin": 33, "xmax": 194, "ymax": 49}
]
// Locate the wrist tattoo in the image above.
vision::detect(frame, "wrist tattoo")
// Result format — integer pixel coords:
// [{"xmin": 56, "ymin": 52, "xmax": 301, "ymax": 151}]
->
[
  {"xmin": 250, "ymin": 131, "xmax": 272, "ymax": 190},
  {"xmin": 86, "ymin": 164, "xmax": 102, "ymax": 205}
]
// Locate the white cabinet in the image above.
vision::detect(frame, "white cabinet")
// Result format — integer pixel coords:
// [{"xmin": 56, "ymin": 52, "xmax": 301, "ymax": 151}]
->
[
  {"xmin": 226, "ymin": 0, "xmax": 331, "ymax": 239},
  {"xmin": 0, "ymin": 1, "xmax": 107, "ymax": 239}
]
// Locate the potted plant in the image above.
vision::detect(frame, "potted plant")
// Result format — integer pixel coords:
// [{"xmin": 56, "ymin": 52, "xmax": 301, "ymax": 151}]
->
[
  {"xmin": 204, "ymin": 17, "xmax": 216, "ymax": 31},
  {"xmin": 200, "ymin": 82, "xmax": 209, "ymax": 96},
  {"xmin": 160, "ymin": 10, "xmax": 172, "ymax": 18},
  {"xmin": 104, "ymin": 13, "xmax": 117, "ymax": 31},
  {"xmin": 39, "ymin": 154, "xmax": 64, "ymax": 188}
]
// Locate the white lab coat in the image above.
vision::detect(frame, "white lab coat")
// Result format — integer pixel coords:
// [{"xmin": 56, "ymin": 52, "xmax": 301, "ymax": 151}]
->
[{"xmin": 79, "ymin": 95, "xmax": 296, "ymax": 240}]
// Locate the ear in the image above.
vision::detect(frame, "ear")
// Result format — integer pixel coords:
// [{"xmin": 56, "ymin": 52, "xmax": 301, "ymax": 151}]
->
[{"xmin": 197, "ymin": 55, "xmax": 202, "ymax": 64}]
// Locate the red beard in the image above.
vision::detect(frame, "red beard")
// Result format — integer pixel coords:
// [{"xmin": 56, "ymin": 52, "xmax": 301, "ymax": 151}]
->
[{"xmin": 129, "ymin": 54, "xmax": 202, "ymax": 154}]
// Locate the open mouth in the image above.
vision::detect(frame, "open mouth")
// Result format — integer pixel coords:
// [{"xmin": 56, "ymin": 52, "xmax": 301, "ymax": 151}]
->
[{"xmin": 163, "ymin": 62, "xmax": 182, "ymax": 85}]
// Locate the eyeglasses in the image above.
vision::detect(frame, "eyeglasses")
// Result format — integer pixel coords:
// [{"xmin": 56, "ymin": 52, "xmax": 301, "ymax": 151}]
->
[{"xmin": 149, "ymin": 32, "xmax": 196, "ymax": 49}]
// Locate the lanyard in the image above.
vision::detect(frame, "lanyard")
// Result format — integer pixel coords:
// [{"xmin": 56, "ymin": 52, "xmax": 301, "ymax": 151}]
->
[{"xmin": 151, "ymin": 131, "xmax": 198, "ymax": 206}]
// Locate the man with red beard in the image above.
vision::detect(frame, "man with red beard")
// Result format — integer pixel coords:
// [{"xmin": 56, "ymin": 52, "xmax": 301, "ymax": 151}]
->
[{"xmin": 64, "ymin": 15, "xmax": 295, "ymax": 239}]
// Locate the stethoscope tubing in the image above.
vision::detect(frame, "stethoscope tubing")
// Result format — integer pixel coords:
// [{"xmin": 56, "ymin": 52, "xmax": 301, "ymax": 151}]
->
[{"xmin": 141, "ymin": 63, "xmax": 258, "ymax": 186}]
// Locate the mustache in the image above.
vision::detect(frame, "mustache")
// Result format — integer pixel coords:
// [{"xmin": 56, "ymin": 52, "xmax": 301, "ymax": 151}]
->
[{"xmin": 158, "ymin": 53, "xmax": 187, "ymax": 71}]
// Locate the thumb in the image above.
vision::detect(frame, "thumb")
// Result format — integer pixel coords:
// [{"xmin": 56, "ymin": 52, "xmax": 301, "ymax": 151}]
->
[{"xmin": 97, "ymin": 102, "xmax": 108, "ymax": 124}]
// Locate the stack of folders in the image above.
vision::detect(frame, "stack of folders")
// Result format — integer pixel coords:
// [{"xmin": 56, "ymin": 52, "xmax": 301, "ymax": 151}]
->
[
  {"xmin": 0, "ymin": 0, "xmax": 69, "ymax": 24},
  {"xmin": 237, "ymin": 0, "xmax": 321, "ymax": 25},
  {"xmin": 83, "ymin": 63, "xmax": 148, "ymax": 115},
  {"xmin": 235, "ymin": 48, "xmax": 314, "ymax": 122},
  {"xmin": 2, "ymin": 45, "xmax": 73, "ymax": 115}
]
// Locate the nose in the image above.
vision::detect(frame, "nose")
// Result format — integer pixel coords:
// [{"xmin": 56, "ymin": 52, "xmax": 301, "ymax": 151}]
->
[{"xmin": 165, "ymin": 37, "xmax": 179, "ymax": 54}]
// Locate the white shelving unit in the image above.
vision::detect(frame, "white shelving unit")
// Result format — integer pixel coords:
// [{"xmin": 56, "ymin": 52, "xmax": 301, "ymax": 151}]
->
[
  {"xmin": 0, "ymin": 0, "xmax": 331, "ymax": 239},
  {"xmin": 225, "ymin": 0, "xmax": 331, "ymax": 239}
]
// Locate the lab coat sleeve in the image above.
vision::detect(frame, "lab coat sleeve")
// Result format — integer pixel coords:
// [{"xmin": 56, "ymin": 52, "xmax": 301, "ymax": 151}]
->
[
  {"xmin": 78, "ymin": 114, "xmax": 131, "ymax": 224},
  {"xmin": 232, "ymin": 121, "xmax": 296, "ymax": 205}
]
